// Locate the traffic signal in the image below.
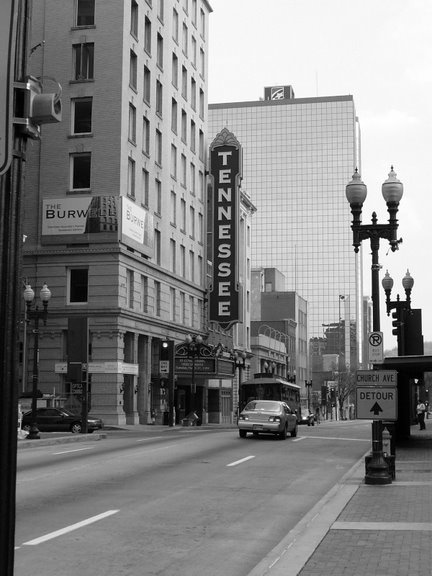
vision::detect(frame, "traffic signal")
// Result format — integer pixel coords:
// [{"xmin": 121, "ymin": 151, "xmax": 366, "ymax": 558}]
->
[
  {"xmin": 160, "ymin": 340, "xmax": 170, "ymax": 361},
  {"xmin": 159, "ymin": 340, "xmax": 174, "ymax": 379},
  {"xmin": 391, "ymin": 311, "xmax": 402, "ymax": 337}
]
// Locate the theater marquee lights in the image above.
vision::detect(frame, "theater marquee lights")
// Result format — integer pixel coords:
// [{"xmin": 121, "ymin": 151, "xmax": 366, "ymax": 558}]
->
[{"xmin": 209, "ymin": 128, "xmax": 242, "ymax": 330}]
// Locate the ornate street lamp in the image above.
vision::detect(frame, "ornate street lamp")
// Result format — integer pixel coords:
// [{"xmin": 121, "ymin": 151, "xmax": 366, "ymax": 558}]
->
[
  {"xmin": 233, "ymin": 350, "xmax": 247, "ymax": 419},
  {"xmin": 305, "ymin": 380, "xmax": 313, "ymax": 411},
  {"xmin": 382, "ymin": 269, "xmax": 414, "ymax": 355},
  {"xmin": 184, "ymin": 334, "xmax": 203, "ymax": 414},
  {"xmin": 346, "ymin": 167, "xmax": 403, "ymax": 485},
  {"xmin": 23, "ymin": 283, "xmax": 52, "ymax": 439}
]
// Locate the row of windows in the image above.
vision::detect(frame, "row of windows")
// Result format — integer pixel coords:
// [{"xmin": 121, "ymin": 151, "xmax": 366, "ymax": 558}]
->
[{"xmin": 69, "ymin": 267, "xmax": 203, "ymax": 328}]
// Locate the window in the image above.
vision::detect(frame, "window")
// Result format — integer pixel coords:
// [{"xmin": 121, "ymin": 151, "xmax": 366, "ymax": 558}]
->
[
  {"xmin": 179, "ymin": 291, "xmax": 185, "ymax": 324},
  {"xmin": 199, "ymin": 48, "xmax": 205, "ymax": 78},
  {"xmin": 71, "ymin": 153, "xmax": 91, "ymax": 189},
  {"xmin": 199, "ymin": 88, "xmax": 204, "ymax": 119},
  {"xmin": 155, "ymin": 178, "xmax": 161, "ymax": 213},
  {"xmin": 180, "ymin": 154, "xmax": 186, "ymax": 188},
  {"xmin": 190, "ymin": 162, "xmax": 196, "ymax": 194},
  {"xmin": 180, "ymin": 198, "xmax": 186, "ymax": 232},
  {"xmin": 144, "ymin": 16, "xmax": 152, "ymax": 54},
  {"xmin": 182, "ymin": 23, "xmax": 188, "ymax": 56},
  {"xmin": 199, "ymin": 129, "xmax": 204, "ymax": 160},
  {"xmin": 143, "ymin": 66, "xmax": 151, "ymax": 104},
  {"xmin": 192, "ymin": 0, "xmax": 197, "ymax": 26},
  {"xmin": 156, "ymin": 80, "xmax": 163, "ymax": 116},
  {"xmin": 142, "ymin": 116, "xmax": 150, "ymax": 155},
  {"xmin": 191, "ymin": 36, "xmax": 197, "ymax": 68},
  {"xmin": 190, "ymin": 77, "xmax": 196, "ymax": 109},
  {"xmin": 154, "ymin": 280, "xmax": 161, "ymax": 316},
  {"xmin": 170, "ymin": 144, "xmax": 177, "ymax": 179},
  {"xmin": 130, "ymin": 50, "xmax": 137, "ymax": 90},
  {"xmin": 198, "ymin": 212, "xmax": 203, "ymax": 242},
  {"xmin": 181, "ymin": 66, "xmax": 187, "ymax": 99},
  {"xmin": 171, "ymin": 52, "xmax": 178, "ymax": 87},
  {"xmin": 156, "ymin": 33, "xmax": 163, "ymax": 69},
  {"xmin": 141, "ymin": 275, "xmax": 149, "ymax": 313},
  {"xmin": 157, "ymin": 0, "xmax": 164, "ymax": 21},
  {"xmin": 76, "ymin": 0, "xmax": 95, "ymax": 27},
  {"xmin": 181, "ymin": 109, "xmax": 187, "ymax": 143},
  {"xmin": 189, "ymin": 250, "xmax": 195, "ymax": 282},
  {"xmin": 180, "ymin": 245, "xmax": 186, "ymax": 276},
  {"xmin": 170, "ymin": 287, "xmax": 176, "ymax": 321},
  {"xmin": 69, "ymin": 269, "xmax": 88, "ymax": 303},
  {"xmin": 128, "ymin": 103, "xmax": 136, "ymax": 143},
  {"xmin": 72, "ymin": 97, "xmax": 92, "ymax": 134},
  {"xmin": 155, "ymin": 129, "xmax": 162, "ymax": 165},
  {"xmin": 198, "ymin": 170, "xmax": 204, "ymax": 201},
  {"xmin": 130, "ymin": 0, "xmax": 138, "ymax": 38},
  {"xmin": 127, "ymin": 157, "xmax": 135, "ymax": 198},
  {"xmin": 73, "ymin": 42, "xmax": 94, "ymax": 80},
  {"xmin": 154, "ymin": 230, "xmax": 161, "ymax": 264},
  {"xmin": 200, "ymin": 8, "xmax": 205, "ymax": 39},
  {"xmin": 172, "ymin": 8, "xmax": 179, "ymax": 42},
  {"xmin": 198, "ymin": 255, "xmax": 203, "ymax": 284},
  {"xmin": 190, "ymin": 119, "xmax": 196, "ymax": 152},
  {"xmin": 170, "ymin": 239, "xmax": 176, "ymax": 273},
  {"xmin": 142, "ymin": 169, "xmax": 149, "ymax": 206},
  {"xmin": 189, "ymin": 206, "xmax": 195, "ymax": 238},
  {"xmin": 126, "ymin": 269, "xmax": 134, "ymax": 308},
  {"xmin": 170, "ymin": 190, "xmax": 176, "ymax": 225},
  {"xmin": 189, "ymin": 295, "xmax": 194, "ymax": 327},
  {"xmin": 171, "ymin": 98, "xmax": 177, "ymax": 133}
]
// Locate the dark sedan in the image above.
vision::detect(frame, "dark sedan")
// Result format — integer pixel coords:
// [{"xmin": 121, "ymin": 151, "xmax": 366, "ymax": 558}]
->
[{"xmin": 21, "ymin": 407, "xmax": 104, "ymax": 434}]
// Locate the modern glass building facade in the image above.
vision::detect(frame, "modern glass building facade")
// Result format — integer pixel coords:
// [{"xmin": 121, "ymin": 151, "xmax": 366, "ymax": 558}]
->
[{"xmin": 209, "ymin": 88, "xmax": 363, "ymax": 368}]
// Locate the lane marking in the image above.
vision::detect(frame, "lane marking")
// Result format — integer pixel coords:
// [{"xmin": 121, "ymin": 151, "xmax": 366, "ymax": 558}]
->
[
  {"xmin": 136, "ymin": 436, "xmax": 165, "ymax": 442},
  {"xmin": 332, "ymin": 521, "xmax": 432, "ymax": 531},
  {"xmin": 227, "ymin": 455, "xmax": 255, "ymax": 467},
  {"xmin": 306, "ymin": 436, "xmax": 369, "ymax": 442},
  {"xmin": 292, "ymin": 437, "xmax": 307, "ymax": 442},
  {"xmin": 52, "ymin": 446, "xmax": 95, "ymax": 455},
  {"xmin": 22, "ymin": 510, "xmax": 119, "ymax": 546}
]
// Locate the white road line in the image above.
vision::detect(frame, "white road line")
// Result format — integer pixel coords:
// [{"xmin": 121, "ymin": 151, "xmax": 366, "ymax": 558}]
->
[
  {"xmin": 306, "ymin": 436, "xmax": 370, "ymax": 442},
  {"xmin": 292, "ymin": 436, "xmax": 307, "ymax": 442},
  {"xmin": 52, "ymin": 446, "xmax": 95, "ymax": 455},
  {"xmin": 136, "ymin": 436, "xmax": 165, "ymax": 442},
  {"xmin": 22, "ymin": 510, "xmax": 119, "ymax": 546},
  {"xmin": 227, "ymin": 455, "xmax": 255, "ymax": 467}
]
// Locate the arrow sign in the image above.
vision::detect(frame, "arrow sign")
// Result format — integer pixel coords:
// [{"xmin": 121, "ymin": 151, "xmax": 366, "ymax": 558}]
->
[
  {"xmin": 356, "ymin": 386, "xmax": 397, "ymax": 421},
  {"xmin": 370, "ymin": 402, "xmax": 383, "ymax": 416}
]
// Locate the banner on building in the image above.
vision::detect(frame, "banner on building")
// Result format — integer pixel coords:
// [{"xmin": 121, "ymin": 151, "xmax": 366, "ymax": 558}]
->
[
  {"xmin": 42, "ymin": 196, "xmax": 118, "ymax": 235},
  {"xmin": 208, "ymin": 128, "xmax": 242, "ymax": 330}
]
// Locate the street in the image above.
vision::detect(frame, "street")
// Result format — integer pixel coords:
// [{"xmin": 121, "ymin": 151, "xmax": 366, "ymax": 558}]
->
[{"xmin": 14, "ymin": 420, "xmax": 370, "ymax": 576}]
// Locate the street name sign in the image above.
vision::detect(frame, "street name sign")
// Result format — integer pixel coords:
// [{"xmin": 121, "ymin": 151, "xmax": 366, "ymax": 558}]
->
[
  {"xmin": 355, "ymin": 370, "xmax": 397, "ymax": 386},
  {"xmin": 368, "ymin": 331, "xmax": 383, "ymax": 364},
  {"xmin": 356, "ymin": 385, "xmax": 397, "ymax": 420}
]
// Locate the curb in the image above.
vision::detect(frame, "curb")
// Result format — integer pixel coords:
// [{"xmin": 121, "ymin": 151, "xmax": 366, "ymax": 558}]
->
[{"xmin": 17, "ymin": 432, "xmax": 107, "ymax": 449}]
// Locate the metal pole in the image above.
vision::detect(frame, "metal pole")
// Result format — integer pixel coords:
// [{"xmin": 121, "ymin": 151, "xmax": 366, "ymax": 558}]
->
[{"xmin": 27, "ymin": 311, "xmax": 40, "ymax": 439}]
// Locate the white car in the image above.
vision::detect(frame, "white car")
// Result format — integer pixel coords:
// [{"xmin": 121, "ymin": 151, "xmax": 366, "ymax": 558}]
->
[{"xmin": 238, "ymin": 400, "xmax": 298, "ymax": 439}]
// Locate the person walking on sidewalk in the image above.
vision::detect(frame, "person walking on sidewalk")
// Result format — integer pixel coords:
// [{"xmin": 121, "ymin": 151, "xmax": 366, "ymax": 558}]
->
[{"xmin": 417, "ymin": 400, "xmax": 426, "ymax": 430}]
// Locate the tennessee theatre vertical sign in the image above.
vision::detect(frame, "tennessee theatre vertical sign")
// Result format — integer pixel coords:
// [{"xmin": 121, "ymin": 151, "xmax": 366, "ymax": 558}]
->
[{"xmin": 209, "ymin": 128, "xmax": 242, "ymax": 330}]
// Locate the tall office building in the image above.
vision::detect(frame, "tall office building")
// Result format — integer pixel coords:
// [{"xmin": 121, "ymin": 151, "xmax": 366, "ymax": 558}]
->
[
  {"xmin": 209, "ymin": 86, "xmax": 363, "ymax": 371},
  {"xmin": 22, "ymin": 0, "xmax": 213, "ymax": 425}
]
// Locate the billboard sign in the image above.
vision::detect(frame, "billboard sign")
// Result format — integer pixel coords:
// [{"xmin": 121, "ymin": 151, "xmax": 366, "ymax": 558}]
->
[
  {"xmin": 42, "ymin": 196, "xmax": 118, "ymax": 235},
  {"xmin": 209, "ymin": 128, "xmax": 241, "ymax": 329}
]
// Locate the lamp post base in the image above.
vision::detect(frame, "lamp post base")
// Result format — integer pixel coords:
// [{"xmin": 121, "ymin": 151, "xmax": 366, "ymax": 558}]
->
[{"xmin": 365, "ymin": 452, "xmax": 392, "ymax": 484}]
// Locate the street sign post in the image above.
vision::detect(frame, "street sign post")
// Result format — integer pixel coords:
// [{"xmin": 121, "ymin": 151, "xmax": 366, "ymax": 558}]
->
[
  {"xmin": 368, "ymin": 331, "xmax": 384, "ymax": 364},
  {"xmin": 0, "ymin": 0, "xmax": 17, "ymax": 175}
]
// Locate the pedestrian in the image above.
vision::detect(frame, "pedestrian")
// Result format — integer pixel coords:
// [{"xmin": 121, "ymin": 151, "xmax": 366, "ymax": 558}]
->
[
  {"xmin": 417, "ymin": 400, "xmax": 426, "ymax": 430},
  {"xmin": 315, "ymin": 406, "xmax": 321, "ymax": 424}
]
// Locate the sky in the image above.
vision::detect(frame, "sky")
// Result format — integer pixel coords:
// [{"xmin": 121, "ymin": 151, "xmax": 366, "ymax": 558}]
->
[{"xmin": 208, "ymin": 0, "xmax": 432, "ymax": 349}]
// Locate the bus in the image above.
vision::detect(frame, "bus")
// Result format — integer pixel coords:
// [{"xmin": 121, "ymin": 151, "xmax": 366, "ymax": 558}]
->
[{"xmin": 238, "ymin": 373, "xmax": 301, "ymax": 420}]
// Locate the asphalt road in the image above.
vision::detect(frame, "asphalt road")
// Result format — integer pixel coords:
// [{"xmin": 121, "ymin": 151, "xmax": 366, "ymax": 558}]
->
[{"xmin": 14, "ymin": 420, "xmax": 371, "ymax": 576}]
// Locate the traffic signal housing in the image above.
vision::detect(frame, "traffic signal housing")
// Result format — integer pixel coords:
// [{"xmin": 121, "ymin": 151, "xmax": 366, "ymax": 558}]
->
[{"xmin": 391, "ymin": 311, "xmax": 402, "ymax": 337}]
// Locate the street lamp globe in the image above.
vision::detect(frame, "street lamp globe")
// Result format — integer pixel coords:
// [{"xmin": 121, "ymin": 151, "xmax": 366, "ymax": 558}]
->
[
  {"xmin": 23, "ymin": 284, "xmax": 35, "ymax": 303},
  {"xmin": 345, "ymin": 169, "xmax": 367, "ymax": 206},
  {"xmin": 40, "ymin": 283, "xmax": 52, "ymax": 303},
  {"xmin": 402, "ymin": 269, "xmax": 414, "ymax": 292},
  {"xmin": 382, "ymin": 270, "xmax": 394, "ymax": 293},
  {"xmin": 382, "ymin": 166, "xmax": 403, "ymax": 205}
]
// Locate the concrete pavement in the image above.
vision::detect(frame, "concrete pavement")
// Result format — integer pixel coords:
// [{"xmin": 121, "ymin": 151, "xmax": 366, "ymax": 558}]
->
[
  {"xmin": 17, "ymin": 421, "xmax": 432, "ymax": 575},
  {"xmin": 250, "ymin": 424, "xmax": 432, "ymax": 576}
]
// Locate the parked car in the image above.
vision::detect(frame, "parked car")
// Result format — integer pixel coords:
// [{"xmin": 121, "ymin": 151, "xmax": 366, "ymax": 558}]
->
[
  {"xmin": 299, "ymin": 411, "xmax": 315, "ymax": 426},
  {"xmin": 238, "ymin": 400, "xmax": 298, "ymax": 439},
  {"xmin": 21, "ymin": 407, "xmax": 104, "ymax": 434}
]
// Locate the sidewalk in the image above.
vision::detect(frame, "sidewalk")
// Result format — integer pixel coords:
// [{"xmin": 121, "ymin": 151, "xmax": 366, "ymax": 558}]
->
[{"xmin": 250, "ymin": 424, "xmax": 432, "ymax": 576}]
